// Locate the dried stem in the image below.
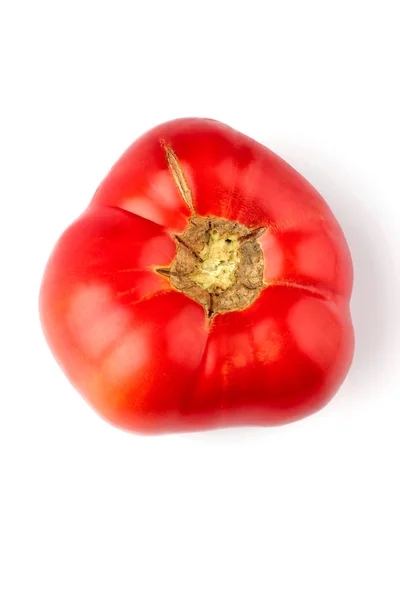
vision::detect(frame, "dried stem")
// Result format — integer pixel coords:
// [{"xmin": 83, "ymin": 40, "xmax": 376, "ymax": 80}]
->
[
  {"xmin": 155, "ymin": 267, "xmax": 172, "ymax": 278},
  {"xmin": 173, "ymin": 234, "xmax": 203, "ymax": 262},
  {"xmin": 163, "ymin": 143, "xmax": 196, "ymax": 215},
  {"xmin": 208, "ymin": 293, "xmax": 214, "ymax": 318},
  {"xmin": 239, "ymin": 226, "xmax": 266, "ymax": 246}
]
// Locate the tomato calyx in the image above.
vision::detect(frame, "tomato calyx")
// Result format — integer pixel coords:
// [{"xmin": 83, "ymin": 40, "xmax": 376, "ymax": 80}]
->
[
  {"xmin": 157, "ymin": 216, "xmax": 266, "ymax": 317},
  {"xmin": 156, "ymin": 143, "xmax": 266, "ymax": 317}
]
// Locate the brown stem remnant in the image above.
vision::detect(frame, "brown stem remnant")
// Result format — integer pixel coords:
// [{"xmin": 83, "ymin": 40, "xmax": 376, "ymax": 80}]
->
[
  {"xmin": 163, "ymin": 143, "xmax": 196, "ymax": 215},
  {"xmin": 208, "ymin": 293, "xmax": 215, "ymax": 318},
  {"xmin": 157, "ymin": 144, "xmax": 266, "ymax": 318},
  {"xmin": 155, "ymin": 268, "xmax": 172, "ymax": 277},
  {"xmin": 239, "ymin": 226, "xmax": 267, "ymax": 246},
  {"xmin": 156, "ymin": 216, "xmax": 266, "ymax": 318},
  {"xmin": 173, "ymin": 234, "xmax": 203, "ymax": 262}
]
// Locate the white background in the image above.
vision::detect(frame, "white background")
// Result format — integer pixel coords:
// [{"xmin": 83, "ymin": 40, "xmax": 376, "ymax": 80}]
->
[{"xmin": 1, "ymin": 1, "xmax": 399, "ymax": 598}]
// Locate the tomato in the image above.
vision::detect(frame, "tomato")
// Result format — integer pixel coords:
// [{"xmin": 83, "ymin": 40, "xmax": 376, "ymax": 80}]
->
[{"xmin": 40, "ymin": 118, "xmax": 354, "ymax": 434}]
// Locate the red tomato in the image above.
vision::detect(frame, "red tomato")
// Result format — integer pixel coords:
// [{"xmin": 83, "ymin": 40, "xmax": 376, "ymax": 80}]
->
[{"xmin": 40, "ymin": 118, "xmax": 354, "ymax": 434}]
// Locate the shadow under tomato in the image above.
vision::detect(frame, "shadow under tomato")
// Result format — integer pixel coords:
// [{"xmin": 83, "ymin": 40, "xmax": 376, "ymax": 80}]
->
[{"xmin": 183, "ymin": 424, "xmax": 276, "ymax": 444}]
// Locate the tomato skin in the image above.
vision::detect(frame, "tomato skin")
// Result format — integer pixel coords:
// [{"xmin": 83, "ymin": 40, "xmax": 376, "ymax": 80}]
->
[{"xmin": 40, "ymin": 118, "xmax": 354, "ymax": 434}]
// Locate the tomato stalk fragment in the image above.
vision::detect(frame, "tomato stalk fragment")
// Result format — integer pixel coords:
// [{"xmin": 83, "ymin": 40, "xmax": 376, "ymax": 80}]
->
[
  {"xmin": 157, "ymin": 216, "xmax": 265, "ymax": 317},
  {"xmin": 157, "ymin": 143, "xmax": 267, "ymax": 317}
]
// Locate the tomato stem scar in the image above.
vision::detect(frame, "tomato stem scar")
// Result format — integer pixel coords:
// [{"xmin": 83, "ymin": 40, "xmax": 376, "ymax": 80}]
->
[{"xmin": 156, "ymin": 216, "xmax": 266, "ymax": 317}]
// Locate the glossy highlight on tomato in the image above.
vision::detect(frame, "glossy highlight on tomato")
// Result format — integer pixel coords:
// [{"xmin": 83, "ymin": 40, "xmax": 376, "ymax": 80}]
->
[{"xmin": 40, "ymin": 118, "xmax": 354, "ymax": 434}]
